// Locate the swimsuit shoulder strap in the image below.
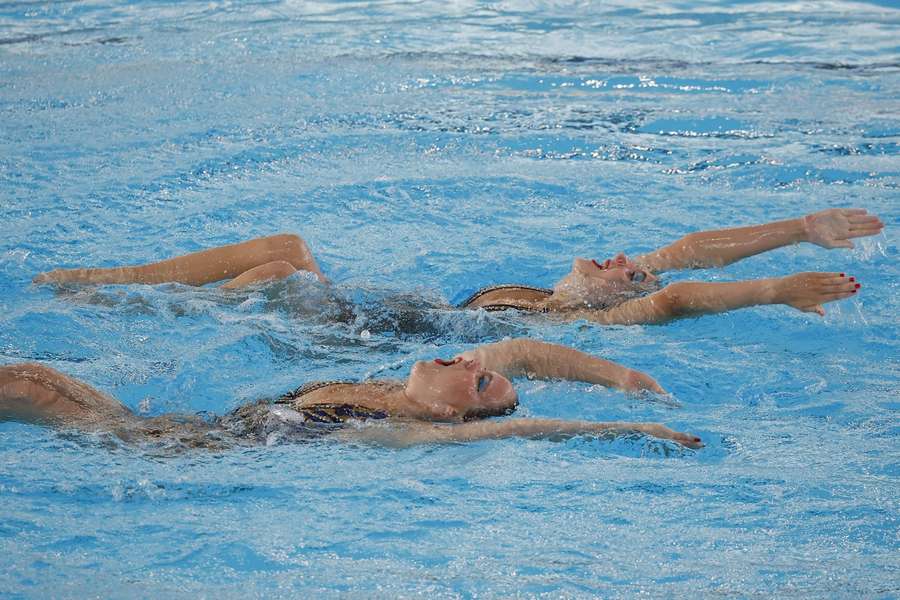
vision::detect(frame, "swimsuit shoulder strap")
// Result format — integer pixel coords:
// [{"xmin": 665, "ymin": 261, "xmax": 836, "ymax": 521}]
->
[
  {"xmin": 275, "ymin": 380, "xmax": 355, "ymax": 404},
  {"xmin": 457, "ymin": 284, "xmax": 554, "ymax": 308},
  {"xmin": 478, "ymin": 302, "xmax": 550, "ymax": 313}
]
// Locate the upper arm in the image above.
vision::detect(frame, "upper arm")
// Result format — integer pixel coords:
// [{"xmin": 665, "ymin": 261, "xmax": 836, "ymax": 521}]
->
[
  {"xmin": 0, "ymin": 363, "xmax": 134, "ymax": 427},
  {"xmin": 456, "ymin": 338, "xmax": 533, "ymax": 378},
  {"xmin": 635, "ymin": 234, "xmax": 696, "ymax": 274},
  {"xmin": 574, "ymin": 288, "xmax": 679, "ymax": 325}
]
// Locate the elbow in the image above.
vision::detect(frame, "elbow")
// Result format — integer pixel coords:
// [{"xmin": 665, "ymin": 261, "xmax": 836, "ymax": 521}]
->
[
  {"xmin": 676, "ymin": 232, "xmax": 726, "ymax": 268},
  {"xmin": 658, "ymin": 283, "xmax": 691, "ymax": 317}
]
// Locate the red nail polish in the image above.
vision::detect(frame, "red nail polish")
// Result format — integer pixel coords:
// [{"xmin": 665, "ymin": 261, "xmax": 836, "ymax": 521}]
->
[
  {"xmin": 852, "ymin": 289, "xmax": 857, "ymax": 294},
  {"xmin": 855, "ymin": 283, "xmax": 861, "ymax": 288},
  {"xmin": 849, "ymin": 277, "xmax": 855, "ymax": 282},
  {"xmin": 840, "ymin": 273, "xmax": 845, "ymax": 277}
]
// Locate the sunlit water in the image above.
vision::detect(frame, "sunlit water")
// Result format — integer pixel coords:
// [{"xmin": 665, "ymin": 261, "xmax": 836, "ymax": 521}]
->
[{"xmin": 1, "ymin": 1, "xmax": 898, "ymax": 597}]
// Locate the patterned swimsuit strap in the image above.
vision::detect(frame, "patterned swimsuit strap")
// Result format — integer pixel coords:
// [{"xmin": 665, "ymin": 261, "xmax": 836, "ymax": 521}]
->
[
  {"xmin": 275, "ymin": 380, "xmax": 354, "ymax": 404},
  {"xmin": 457, "ymin": 284, "xmax": 554, "ymax": 308}
]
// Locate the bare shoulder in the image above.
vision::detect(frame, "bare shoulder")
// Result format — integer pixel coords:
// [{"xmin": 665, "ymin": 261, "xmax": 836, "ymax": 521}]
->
[{"xmin": 291, "ymin": 380, "xmax": 403, "ymax": 414}]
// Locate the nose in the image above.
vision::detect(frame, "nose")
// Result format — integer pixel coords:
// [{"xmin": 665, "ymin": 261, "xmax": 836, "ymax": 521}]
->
[{"xmin": 614, "ymin": 253, "xmax": 627, "ymax": 266}]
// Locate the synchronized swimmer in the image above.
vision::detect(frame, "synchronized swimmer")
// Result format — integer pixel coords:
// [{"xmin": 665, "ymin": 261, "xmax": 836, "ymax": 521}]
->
[
  {"xmin": 4, "ymin": 207, "xmax": 883, "ymax": 450},
  {"xmin": 0, "ymin": 339, "xmax": 701, "ymax": 449},
  {"xmin": 35, "ymin": 208, "xmax": 883, "ymax": 323}
]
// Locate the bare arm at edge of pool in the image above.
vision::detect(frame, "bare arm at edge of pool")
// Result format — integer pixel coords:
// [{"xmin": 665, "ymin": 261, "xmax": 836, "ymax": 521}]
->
[
  {"xmin": 569, "ymin": 272, "xmax": 860, "ymax": 325},
  {"xmin": 635, "ymin": 208, "xmax": 884, "ymax": 274}
]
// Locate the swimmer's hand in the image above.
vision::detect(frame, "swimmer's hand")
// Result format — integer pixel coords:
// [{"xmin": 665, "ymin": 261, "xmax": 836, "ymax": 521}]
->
[
  {"xmin": 623, "ymin": 369, "xmax": 666, "ymax": 395},
  {"xmin": 803, "ymin": 208, "xmax": 884, "ymax": 250},
  {"xmin": 620, "ymin": 422, "xmax": 703, "ymax": 449},
  {"xmin": 775, "ymin": 272, "xmax": 859, "ymax": 317},
  {"xmin": 33, "ymin": 269, "xmax": 64, "ymax": 284}
]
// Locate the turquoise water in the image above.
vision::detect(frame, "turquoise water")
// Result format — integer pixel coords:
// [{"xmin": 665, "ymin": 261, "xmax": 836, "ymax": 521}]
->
[{"xmin": 1, "ymin": 1, "xmax": 898, "ymax": 597}]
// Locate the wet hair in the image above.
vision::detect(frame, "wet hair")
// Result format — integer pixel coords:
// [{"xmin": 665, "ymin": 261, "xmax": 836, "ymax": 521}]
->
[
  {"xmin": 461, "ymin": 399, "xmax": 519, "ymax": 422},
  {"xmin": 554, "ymin": 277, "xmax": 663, "ymax": 312},
  {"xmin": 597, "ymin": 278, "xmax": 663, "ymax": 310}
]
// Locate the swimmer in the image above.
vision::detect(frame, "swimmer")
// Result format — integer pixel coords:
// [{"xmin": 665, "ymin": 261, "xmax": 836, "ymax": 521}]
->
[
  {"xmin": 34, "ymin": 208, "xmax": 883, "ymax": 324},
  {"xmin": 0, "ymin": 338, "xmax": 702, "ymax": 449}
]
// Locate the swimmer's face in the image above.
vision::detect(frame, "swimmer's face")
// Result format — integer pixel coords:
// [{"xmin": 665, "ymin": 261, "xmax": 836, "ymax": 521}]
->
[
  {"xmin": 552, "ymin": 253, "xmax": 659, "ymax": 309},
  {"xmin": 405, "ymin": 357, "xmax": 518, "ymax": 421}
]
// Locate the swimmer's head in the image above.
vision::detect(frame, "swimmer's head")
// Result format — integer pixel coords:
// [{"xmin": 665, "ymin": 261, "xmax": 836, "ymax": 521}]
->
[
  {"xmin": 549, "ymin": 253, "xmax": 660, "ymax": 310},
  {"xmin": 404, "ymin": 357, "xmax": 518, "ymax": 421}
]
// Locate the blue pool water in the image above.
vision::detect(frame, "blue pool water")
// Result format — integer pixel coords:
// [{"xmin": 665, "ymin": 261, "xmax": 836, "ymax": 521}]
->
[{"xmin": 1, "ymin": 1, "xmax": 898, "ymax": 597}]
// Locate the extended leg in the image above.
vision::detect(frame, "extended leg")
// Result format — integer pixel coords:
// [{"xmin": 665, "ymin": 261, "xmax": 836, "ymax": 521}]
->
[
  {"xmin": 34, "ymin": 233, "xmax": 327, "ymax": 286},
  {"xmin": 220, "ymin": 260, "xmax": 299, "ymax": 289}
]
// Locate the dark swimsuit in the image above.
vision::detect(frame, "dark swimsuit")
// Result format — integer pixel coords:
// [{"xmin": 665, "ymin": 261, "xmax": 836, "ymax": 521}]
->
[
  {"xmin": 218, "ymin": 381, "xmax": 388, "ymax": 444},
  {"xmin": 455, "ymin": 284, "xmax": 553, "ymax": 312}
]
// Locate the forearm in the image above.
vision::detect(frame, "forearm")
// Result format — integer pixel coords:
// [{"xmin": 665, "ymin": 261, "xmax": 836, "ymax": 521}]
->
[
  {"xmin": 662, "ymin": 279, "xmax": 777, "ymax": 317},
  {"xmin": 640, "ymin": 217, "xmax": 807, "ymax": 272},
  {"xmin": 465, "ymin": 339, "xmax": 655, "ymax": 392}
]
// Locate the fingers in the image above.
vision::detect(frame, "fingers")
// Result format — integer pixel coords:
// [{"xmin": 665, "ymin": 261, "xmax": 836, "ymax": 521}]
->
[
  {"xmin": 799, "ymin": 271, "xmax": 848, "ymax": 282},
  {"xmin": 819, "ymin": 274, "xmax": 857, "ymax": 288},
  {"xmin": 645, "ymin": 424, "xmax": 703, "ymax": 449},
  {"xmin": 813, "ymin": 275, "xmax": 859, "ymax": 300},
  {"xmin": 673, "ymin": 431, "xmax": 704, "ymax": 449},
  {"xmin": 840, "ymin": 208, "xmax": 869, "ymax": 217},
  {"xmin": 845, "ymin": 212, "xmax": 883, "ymax": 237},
  {"xmin": 847, "ymin": 224, "xmax": 884, "ymax": 238},
  {"xmin": 846, "ymin": 213, "xmax": 880, "ymax": 225}
]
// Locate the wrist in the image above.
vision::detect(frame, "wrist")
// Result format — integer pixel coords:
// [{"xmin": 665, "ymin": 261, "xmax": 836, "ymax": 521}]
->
[
  {"xmin": 798, "ymin": 215, "xmax": 813, "ymax": 243},
  {"xmin": 763, "ymin": 276, "xmax": 784, "ymax": 305},
  {"xmin": 619, "ymin": 368, "xmax": 646, "ymax": 392}
]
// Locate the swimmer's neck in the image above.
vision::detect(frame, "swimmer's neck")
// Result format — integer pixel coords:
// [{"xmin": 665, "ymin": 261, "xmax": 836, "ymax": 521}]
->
[{"xmin": 360, "ymin": 381, "xmax": 467, "ymax": 422}]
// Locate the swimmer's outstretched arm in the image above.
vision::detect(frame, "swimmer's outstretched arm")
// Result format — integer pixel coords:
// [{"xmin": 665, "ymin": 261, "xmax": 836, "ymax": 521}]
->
[
  {"xmin": 580, "ymin": 271, "xmax": 859, "ymax": 325},
  {"xmin": 34, "ymin": 233, "xmax": 327, "ymax": 287},
  {"xmin": 0, "ymin": 363, "xmax": 137, "ymax": 429},
  {"xmin": 350, "ymin": 418, "xmax": 702, "ymax": 449},
  {"xmin": 636, "ymin": 208, "xmax": 883, "ymax": 273},
  {"xmin": 457, "ymin": 338, "xmax": 664, "ymax": 393}
]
